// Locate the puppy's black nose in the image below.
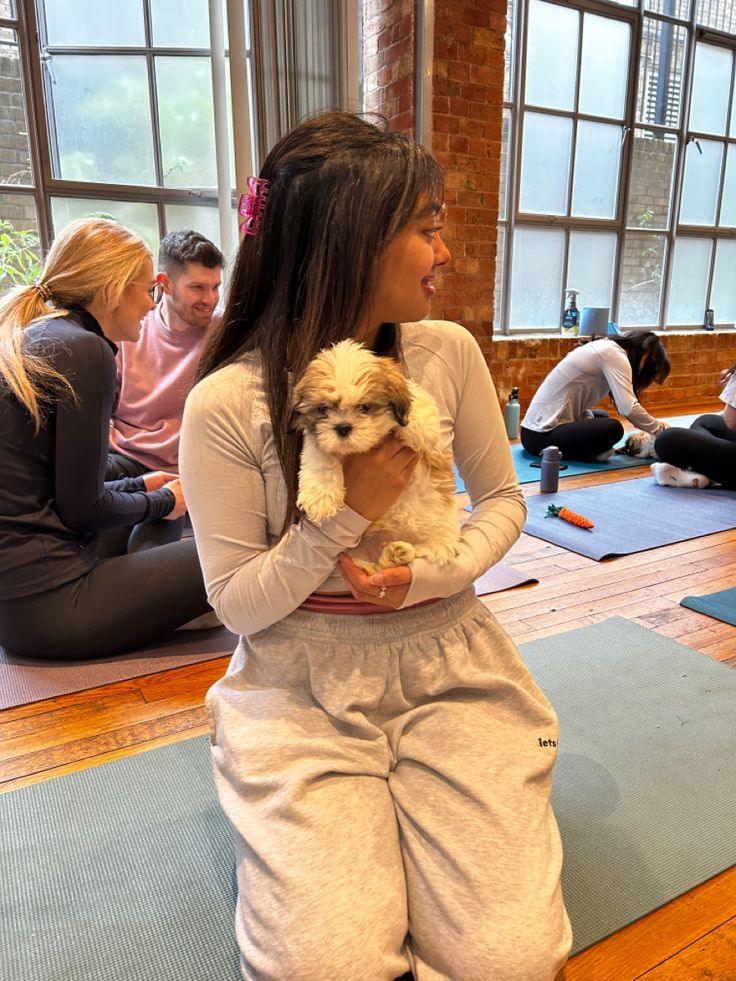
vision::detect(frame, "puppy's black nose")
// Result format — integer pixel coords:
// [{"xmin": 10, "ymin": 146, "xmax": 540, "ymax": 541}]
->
[{"xmin": 335, "ymin": 423, "xmax": 353, "ymax": 437}]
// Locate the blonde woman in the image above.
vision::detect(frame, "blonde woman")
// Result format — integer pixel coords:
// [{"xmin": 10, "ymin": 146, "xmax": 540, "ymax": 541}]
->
[{"xmin": 0, "ymin": 218, "xmax": 210, "ymax": 659}]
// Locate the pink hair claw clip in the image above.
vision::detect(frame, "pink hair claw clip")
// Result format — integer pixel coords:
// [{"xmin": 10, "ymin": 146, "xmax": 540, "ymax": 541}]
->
[{"xmin": 238, "ymin": 177, "xmax": 271, "ymax": 236}]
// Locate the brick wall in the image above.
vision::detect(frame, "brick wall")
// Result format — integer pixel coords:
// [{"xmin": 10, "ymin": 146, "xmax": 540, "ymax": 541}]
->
[
  {"xmin": 490, "ymin": 332, "xmax": 734, "ymax": 417},
  {"xmin": 362, "ymin": 0, "xmax": 416, "ymax": 134}
]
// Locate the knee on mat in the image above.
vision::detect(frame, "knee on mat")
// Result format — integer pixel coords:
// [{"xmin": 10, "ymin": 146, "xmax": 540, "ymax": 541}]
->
[
  {"xmin": 239, "ymin": 930, "xmax": 400, "ymax": 981},
  {"xmin": 653, "ymin": 427, "xmax": 677, "ymax": 461},
  {"xmin": 423, "ymin": 925, "xmax": 569, "ymax": 981}
]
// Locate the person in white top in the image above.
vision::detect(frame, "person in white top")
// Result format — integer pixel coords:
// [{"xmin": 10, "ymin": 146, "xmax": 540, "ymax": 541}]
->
[
  {"xmin": 652, "ymin": 363, "xmax": 736, "ymax": 488},
  {"xmin": 520, "ymin": 333, "xmax": 671, "ymax": 461},
  {"xmin": 179, "ymin": 112, "xmax": 571, "ymax": 981}
]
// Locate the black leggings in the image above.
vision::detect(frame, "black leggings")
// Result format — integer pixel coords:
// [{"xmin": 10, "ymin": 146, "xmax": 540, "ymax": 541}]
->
[
  {"xmin": 0, "ymin": 538, "xmax": 210, "ymax": 660},
  {"xmin": 654, "ymin": 414, "xmax": 736, "ymax": 489},
  {"xmin": 105, "ymin": 451, "xmax": 185, "ymax": 553},
  {"xmin": 520, "ymin": 411, "xmax": 624, "ymax": 461}
]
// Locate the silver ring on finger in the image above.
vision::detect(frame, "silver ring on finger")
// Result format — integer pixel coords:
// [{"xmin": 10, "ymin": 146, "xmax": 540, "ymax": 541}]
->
[{"xmin": 377, "ymin": 585, "xmax": 387, "ymax": 600}]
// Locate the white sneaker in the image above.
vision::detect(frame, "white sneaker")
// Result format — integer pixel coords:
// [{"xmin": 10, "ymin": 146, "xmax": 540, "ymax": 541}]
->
[
  {"xmin": 176, "ymin": 610, "xmax": 222, "ymax": 631},
  {"xmin": 650, "ymin": 462, "xmax": 711, "ymax": 489}
]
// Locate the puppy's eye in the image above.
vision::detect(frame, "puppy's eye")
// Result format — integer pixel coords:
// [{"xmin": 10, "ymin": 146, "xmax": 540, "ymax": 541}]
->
[
  {"xmin": 358, "ymin": 404, "xmax": 373, "ymax": 413},
  {"xmin": 316, "ymin": 404, "xmax": 329, "ymax": 417}
]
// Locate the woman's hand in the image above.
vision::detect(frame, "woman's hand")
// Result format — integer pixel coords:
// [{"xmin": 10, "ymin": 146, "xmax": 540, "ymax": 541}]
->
[
  {"xmin": 142, "ymin": 470, "xmax": 178, "ymax": 491},
  {"xmin": 338, "ymin": 554, "xmax": 412, "ymax": 609},
  {"xmin": 342, "ymin": 434, "xmax": 418, "ymax": 521},
  {"xmin": 161, "ymin": 478, "xmax": 188, "ymax": 520}
]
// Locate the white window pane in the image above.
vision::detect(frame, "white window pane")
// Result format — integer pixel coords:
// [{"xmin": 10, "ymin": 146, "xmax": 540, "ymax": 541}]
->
[
  {"xmin": 637, "ymin": 18, "xmax": 687, "ymax": 128},
  {"xmin": 0, "ymin": 2, "xmax": 16, "ymax": 17},
  {"xmin": 0, "ymin": 28, "xmax": 33, "ymax": 187},
  {"xmin": 695, "ymin": 0, "xmax": 736, "ymax": 33},
  {"xmin": 525, "ymin": 0, "xmax": 578, "ymax": 112},
  {"xmin": 520, "ymin": 113, "xmax": 572, "ymax": 215},
  {"xmin": 164, "ymin": 203, "xmax": 238, "ymax": 257},
  {"xmin": 571, "ymin": 121, "xmax": 621, "ymax": 219},
  {"xmin": 710, "ymin": 240, "xmax": 736, "ymax": 324},
  {"xmin": 504, "ymin": 0, "xmax": 515, "ymax": 103},
  {"xmin": 720, "ymin": 145, "xmax": 736, "ymax": 227},
  {"xmin": 156, "ymin": 57, "xmax": 218, "ymax": 188},
  {"xmin": 619, "ymin": 233, "xmax": 666, "ymax": 326},
  {"xmin": 50, "ymin": 197, "xmax": 160, "ymax": 255},
  {"xmin": 151, "ymin": 0, "xmax": 227, "ymax": 48},
  {"xmin": 689, "ymin": 44, "xmax": 732, "ymax": 137},
  {"xmin": 44, "ymin": 0, "xmax": 145, "ymax": 46},
  {"xmin": 666, "ymin": 237, "xmax": 712, "ymax": 325},
  {"xmin": 494, "ymin": 225, "xmax": 506, "ymax": 329},
  {"xmin": 679, "ymin": 138, "xmax": 723, "ymax": 225},
  {"xmin": 579, "ymin": 14, "xmax": 630, "ymax": 120},
  {"xmin": 626, "ymin": 129, "xmax": 677, "ymax": 229},
  {"xmin": 567, "ymin": 231, "xmax": 616, "ymax": 309},
  {"xmin": 50, "ymin": 56, "xmax": 156, "ymax": 185},
  {"xmin": 499, "ymin": 109, "xmax": 511, "ymax": 220},
  {"xmin": 509, "ymin": 227, "xmax": 565, "ymax": 329},
  {"xmin": 0, "ymin": 192, "xmax": 40, "ymax": 291}
]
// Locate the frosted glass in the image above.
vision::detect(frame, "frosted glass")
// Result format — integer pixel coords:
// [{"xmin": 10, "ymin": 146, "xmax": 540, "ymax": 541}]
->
[
  {"xmin": 0, "ymin": 2, "xmax": 16, "ymax": 17},
  {"xmin": 520, "ymin": 113, "xmax": 572, "ymax": 215},
  {"xmin": 494, "ymin": 225, "xmax": 506, "ymax": 329},
  {"xmin": 720, "ymin": 145, "xmax": 736, "ymax": 227},
  {"xmin": 626, "ymin": 129, "xmax": 676, "ymax": 230},
  {"xmin": 572, "ymin": 121, "xmax": 621, "ymax": 218},
  {"xmin": 644, "ymin": 0, "xmax": 690, "ymax": 15},
  {"xmin": 504, "ymin": 0, "xmax": 515, "ymax": 102},
  {"xmin": 44, "ymin": 0, "xmax": 144, "ymax": 46},
  {"xmin": 618, "ymin": 233, "xmax": 666, "ymax": 327},
  {"xmin": 579, "ymin": 14, "xmax": 630, "ymax": 120},
  {"xmin": 710, "ymin": 240, "xmax": 736, "ymax": 324},
  {"xmin": 666, "ymin": 237, "xmax": 712, "ymax": 325},
  {"xmin": 151, "ymin": 0, "xmax": 228, "ymax": 48},
  {"xmin": 689, "ymin": 44, "xmax": 732, "ymax": 136},
  {"xmin": 525, "ymin": 0, "xmax": 578, "ymax": 111},
  {"xmin": 51, "ymin": 56, "xmax": 155, "ymax": 185},
  {"xmin": 50, "ymin": 197, "xmax": 159, "ymax": 256},
  {"xmin": 165, "ymin": 203, "xmax": 238, "ymax": 258},
  {"xmin": 156, "ymin": 57, "xmax": 217, "ymax": 187},
  {"xmin": 567, "ymin": 231, "xmax": 616, "ymax": 309},
  {"xmin": 499, "ymin": 110, "xmax": 511, "ymax": 220},
  {"xmin": 509, "ymin": 227, "xmax": 566, "ymax": 329},
  {"xmin": 679, "ymin": 138, "xmax": 723, "ymax": 225}
]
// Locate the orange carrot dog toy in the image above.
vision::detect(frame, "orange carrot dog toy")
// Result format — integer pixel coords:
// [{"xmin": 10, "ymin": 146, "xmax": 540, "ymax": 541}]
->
[{"xmin": 545, "ymin": 504, "xmax": 594, "ymax": 530}]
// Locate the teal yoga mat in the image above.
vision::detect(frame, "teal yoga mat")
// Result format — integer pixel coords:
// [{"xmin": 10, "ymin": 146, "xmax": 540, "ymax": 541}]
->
[
  {"xmin": 2, "ymin": 617, "xmax": 735, "ymax": 974},
  {"xmin": 522, "ymin": 477, "xmax": 736, "ymax": 560},
  {"xmin": 680, "ymin": 587, "xmax": 736, "ymax": 626}
]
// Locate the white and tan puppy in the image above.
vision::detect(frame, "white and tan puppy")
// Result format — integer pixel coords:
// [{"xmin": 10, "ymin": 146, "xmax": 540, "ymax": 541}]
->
[
  {"xmin": 617, "ymin": 430, "xmax": 659, "ymax": 459},
  {"xmin": 291, "ymin": 339, "xmax": 460, "ymax": 573}
]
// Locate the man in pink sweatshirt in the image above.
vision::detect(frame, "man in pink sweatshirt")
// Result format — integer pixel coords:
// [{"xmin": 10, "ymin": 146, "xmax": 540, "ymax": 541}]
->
[{"xmin": 107, "ymin": 230, "xmax": 224, "ymax": 552}]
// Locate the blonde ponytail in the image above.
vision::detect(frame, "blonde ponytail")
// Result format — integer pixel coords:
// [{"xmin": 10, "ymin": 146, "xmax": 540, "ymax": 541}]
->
[{"xmin": 0, "ymin": 218, "xmax": 150, "ymax": 431}]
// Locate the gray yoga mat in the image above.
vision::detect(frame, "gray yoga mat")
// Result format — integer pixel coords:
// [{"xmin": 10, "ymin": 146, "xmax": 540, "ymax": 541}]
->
[
  {"xmin": 523, "ymin": 477, "xmax": 736, "ymax": 560},
  {"xmin": 0, "ymin": 626, "xmax": 237, "ymax": 711},
  {"xmin": 474, "ymin": 562, "xmax": 538, "ymax": 595},
  {"xmin": 2, "ymin": 616, "xmax": 735, "ymax": 976},
  {"xmin": 680, "ymin": 586, "xmax": 736, "ymax": 626}
]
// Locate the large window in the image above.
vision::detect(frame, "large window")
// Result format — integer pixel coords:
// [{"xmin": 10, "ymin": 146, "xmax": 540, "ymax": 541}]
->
[{"xmin": 497, "ymin": 0, "xmax": 736, "ymax": 332}]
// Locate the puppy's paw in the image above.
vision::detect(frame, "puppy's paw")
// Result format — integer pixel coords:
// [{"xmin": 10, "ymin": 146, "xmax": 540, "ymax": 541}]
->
[
  {"xmin": 415, "ymin": 542, "xmax": 460, "ymax": 565},
  {"xmin": 378, "ymin": 541, "xmax": 416, "ymax": 568},
  {"xmin": 297, "ymin": 482, "xmax": 345, "ymax": 522},
  {"xmin": 352, "ymin": 558, "xmax": 377, "ymax": 576}
]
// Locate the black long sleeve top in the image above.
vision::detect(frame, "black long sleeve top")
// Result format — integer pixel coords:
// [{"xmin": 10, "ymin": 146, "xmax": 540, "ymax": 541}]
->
[{"xmin": 0, "ymin": 308, "xmax": 174, "ymax": 599}]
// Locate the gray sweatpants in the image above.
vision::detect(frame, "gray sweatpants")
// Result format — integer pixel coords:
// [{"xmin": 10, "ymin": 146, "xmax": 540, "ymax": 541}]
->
[{"xmin": 206, "ymin": 589, "xmax": 571, "ymax": 981}]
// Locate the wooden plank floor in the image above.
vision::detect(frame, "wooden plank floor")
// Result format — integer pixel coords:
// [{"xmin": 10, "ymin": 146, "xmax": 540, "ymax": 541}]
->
[{"xmin": 1, "ymin": 402, "xmax": 734, "ymax": 979}]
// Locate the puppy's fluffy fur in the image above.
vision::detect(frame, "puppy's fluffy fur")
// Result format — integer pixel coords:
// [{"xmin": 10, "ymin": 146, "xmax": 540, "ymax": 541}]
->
[
  {"xmin": 616, "ymin": 430, "xmax": 659, "ymax": 459},
  {"xmin": 291, "ymin": 339, "xmax": 460, "ymax": 572}
]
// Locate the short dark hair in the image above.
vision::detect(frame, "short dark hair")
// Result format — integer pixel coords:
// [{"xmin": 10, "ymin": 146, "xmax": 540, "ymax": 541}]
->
[{"xmin": 158, "ymin": 230, "xmax": 224, "ymax": 276}]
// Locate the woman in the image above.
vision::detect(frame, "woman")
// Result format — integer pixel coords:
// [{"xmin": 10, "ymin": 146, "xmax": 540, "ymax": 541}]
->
[
  {"xmin": 652, "ymin": 363, "xmax": 736, "ymax": 488},
  {"xmin": 520, "ymin": 332, "xmax": 671, "ymax": 461},
  {"xmin": 180, "ymin": 113, "xmax": 571, "ymax": 980},
  {"xmin": 0, "ymin": 218, "xmax": 211, "ymax": 660}
]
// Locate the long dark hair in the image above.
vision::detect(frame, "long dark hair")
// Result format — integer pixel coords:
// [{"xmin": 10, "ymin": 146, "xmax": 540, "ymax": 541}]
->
[
  {"xmin": 608, "ymin": 331, "xmax": 671, "ymax": 397},
  {"xmin": 199, "ymin": 111, "xmax": 444, "ymax": 533}
]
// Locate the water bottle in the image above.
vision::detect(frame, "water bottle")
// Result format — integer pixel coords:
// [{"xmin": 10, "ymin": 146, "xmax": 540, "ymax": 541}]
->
[
  {"xmin": 540, "ymin": 445, "xmax": 561, "ymax": 494},
  {"xmin": 505, "ymin": 387, "xmax": 520, "ymax": 439}
]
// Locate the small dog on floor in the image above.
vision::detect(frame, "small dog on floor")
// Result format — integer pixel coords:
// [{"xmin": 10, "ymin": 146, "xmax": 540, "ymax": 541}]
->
[
  {"xmin": 616, "ymin": 430, "xmax": 659, "ymax": 460},
  {"xmin": 291, "ymin": 339, "xmax": 460, "ymax": 573}
]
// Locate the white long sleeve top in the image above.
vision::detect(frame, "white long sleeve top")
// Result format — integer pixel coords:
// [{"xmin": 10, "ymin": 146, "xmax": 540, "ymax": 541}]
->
[
  {"xmin": 179, "ymin": 320, "xmax": 526, "ymax": 638},
  {"xmin": 521, "ymin": 339, "xmax": 665, "ymax": 435}
]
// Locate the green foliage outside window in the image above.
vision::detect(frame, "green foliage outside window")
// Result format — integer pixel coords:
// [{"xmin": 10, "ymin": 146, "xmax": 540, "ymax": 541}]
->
[{"xmin": 0, "ymin": 220, "xmax": 42, "ymax": 290}]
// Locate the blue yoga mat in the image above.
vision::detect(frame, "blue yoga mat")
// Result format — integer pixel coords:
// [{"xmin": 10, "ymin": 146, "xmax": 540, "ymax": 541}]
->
[
  {"xmin": 453, "ymin": 414, "xmax": 706, "ymax": 491},
  {"xmin": 523, "ymin": 477, "xmax": 736, "ymax": 560},
  {"xmin": 2, "ymin": 618, "xmax": 735, "ymax": 975},
  {"xmin": 680, "ymin": 587, "xmax": 736, "ymax": 626}
]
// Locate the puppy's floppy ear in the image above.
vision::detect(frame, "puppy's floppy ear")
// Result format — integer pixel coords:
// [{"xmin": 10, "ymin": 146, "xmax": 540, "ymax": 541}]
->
[
  {"xmin": 289, "ymin": 405, "xmax": 305, "ymax": 432},
  {"xmin": 380, "ymin": 359, "xmax": 412, "ymax": 427}
]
